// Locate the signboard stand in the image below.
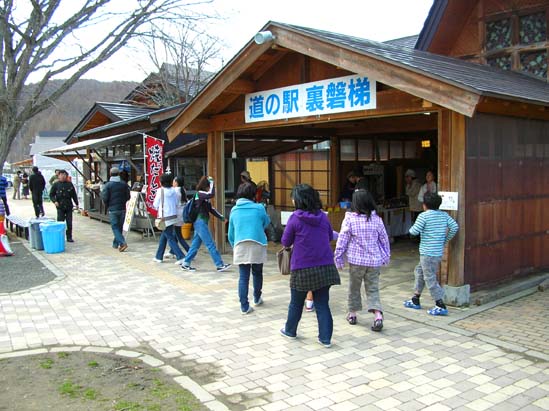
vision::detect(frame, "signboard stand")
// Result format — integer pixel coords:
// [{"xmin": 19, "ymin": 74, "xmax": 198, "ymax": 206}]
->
[{"xmin": 123, "ymin": 191, "xmax": 156, "ymax": 240}]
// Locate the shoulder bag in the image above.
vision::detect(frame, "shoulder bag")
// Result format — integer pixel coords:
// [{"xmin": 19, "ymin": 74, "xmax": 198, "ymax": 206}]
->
[
  {"xmin": 154, "ymin": 188, "xmax": 177, "ymax": 230},
  {"xmin": 277, "ymin": 246, "xmax": 292, "ymax": 275}
]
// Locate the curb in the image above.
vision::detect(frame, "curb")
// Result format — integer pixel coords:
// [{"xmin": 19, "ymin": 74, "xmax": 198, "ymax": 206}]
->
[{"xmin": 0, "ymin": 345, "xmax": 228, "ymax": 411}]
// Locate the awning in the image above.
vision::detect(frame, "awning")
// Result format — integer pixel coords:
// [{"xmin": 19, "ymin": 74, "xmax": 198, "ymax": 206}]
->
[{"xmin": 42, "ymin": 132, "xmax": 142, "ymax": 156}]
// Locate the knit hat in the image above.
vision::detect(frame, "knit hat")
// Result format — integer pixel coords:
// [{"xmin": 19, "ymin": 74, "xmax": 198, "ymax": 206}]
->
[
  {"xmin": 405, "ymin": 169, "xmax": 416, "ymax": 178},
  {"xmin": 110, "ymin": 167, "xmax": 120, "ymax": 175},
  {"xmin": 240, "ymin": 170, "xmax": 251, "ymax": 181}
]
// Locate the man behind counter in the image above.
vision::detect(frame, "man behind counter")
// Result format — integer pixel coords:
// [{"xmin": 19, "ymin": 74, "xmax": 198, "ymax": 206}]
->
[{"xmin": 49, "ymin": 170, "xmax": 79, "ymax": 242}]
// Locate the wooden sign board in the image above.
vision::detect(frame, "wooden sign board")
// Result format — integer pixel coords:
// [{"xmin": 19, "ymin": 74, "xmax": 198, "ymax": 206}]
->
[{"xmin": 123, "ymin": 191, "xmax": 139, "ymax": 236}]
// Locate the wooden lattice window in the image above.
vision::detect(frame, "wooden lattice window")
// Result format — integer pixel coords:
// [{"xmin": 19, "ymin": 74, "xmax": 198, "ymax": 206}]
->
[
  {"xmin": 487, "ymin": 54, "xmax": 512, "ymax": 71},
  {"xmin": 486, "ymin": 18, "xmax": 512, "ymax": 50},
  {"xmin": 519, "ymin": 12, "xmax": 546, "ymax": 45},
  {"xmin": 520, "ymin": 50, "xmax": 548, "ymax": 79}
]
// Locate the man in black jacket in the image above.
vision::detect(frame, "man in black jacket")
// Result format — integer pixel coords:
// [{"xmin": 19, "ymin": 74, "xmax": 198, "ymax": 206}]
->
[
  {"xmin": 49, "ymin": 170, "xmax": 79, "ymax": 242},
  {"xmin": 29, "ymin": 166, "xmax": 46, "ymax": 217},
  {"xmin": 101, "ymin": 167, "xmax": 131, "ymax": 252}
]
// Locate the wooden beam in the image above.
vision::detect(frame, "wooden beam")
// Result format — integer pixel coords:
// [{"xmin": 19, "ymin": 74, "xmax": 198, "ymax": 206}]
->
[
  {"xmin": 476, "ymin": 97, "xmax": 549, "ymax": 121},
  {"xmin": 207, "ymin": 131, "xmax": 226, "ymax": 253},
  {"xmin": 252, "ymin": 49, "xmax": 289, "ymax": 81},
  {"xmin": 329, "ymin": 136, "xmax": 339, "ymax": 206},
  {"xmin": 226, "ymin": 79, "xmax": 256, "ymax": 95},
  {"xmin": 167, "ymin": 41, "xmax": 273, "ymax": 141},
  {"xmin": 271, "ymin": 26, "xmax": 480, "ymax": 117},
  {"xmin": 185, "ymin": 90, "xmax": 429, "ymax": 133}
]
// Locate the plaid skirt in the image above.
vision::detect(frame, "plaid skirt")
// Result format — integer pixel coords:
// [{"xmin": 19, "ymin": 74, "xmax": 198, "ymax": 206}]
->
[{"xmin": 290, "ymin": 264, "xmax": 341, "ymax": 292}]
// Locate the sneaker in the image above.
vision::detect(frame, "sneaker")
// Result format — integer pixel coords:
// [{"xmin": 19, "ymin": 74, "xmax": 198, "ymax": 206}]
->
[
  {"xmin": 119, "ymin": 244, "xmax": 128, "ymax": 252},
  {"xmin": 181, "ymin": 264, "xmax": 196, "ymax": 272},
  {"xmin": 216, "ymin": 263, "xmax": 231, "ymax": 272},
  {"xmin": 318, "ymin": 339, "xmax": 332, "ymax": 348},
  {"xmin": 66, "ymin": 238, "xmax": 74, "ymax": 243},
  {"xmin": 241, "ymin": 306, "xmax": 254, "ymax": 315},
  {"xmin": 403, "ymin": 300, "xmax": 421, "ymax": 309},
  {"xmin": 152, "ymin": 258, "xmax": 162, "ymax": 263},
  {"xmin": 253, "ymin": 297, "xmax": 263, "ymax": 306},
  {"xmin": 280, "ymin": 328, "xmax": 296, "ymax": 340},
  {"xmin": 305, "ymin": 302, "xmax": 315, "ymax": 312},
  {"xmin": 174, "ymin": 259, "xmax": 185, "ymax": 265},
  {"xmin": 427, "ymin": 306, "xmax": 448, "ymax": 316},
  {"xmin": 371, "ymin": 318, "xmax": 383, "ymax": 332},
  {"xmin": 164, "ymin": 253, "xmax": 175, "ymax": 260}
]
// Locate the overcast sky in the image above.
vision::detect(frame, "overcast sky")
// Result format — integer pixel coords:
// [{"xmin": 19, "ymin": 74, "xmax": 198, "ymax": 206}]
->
[{"xmin": 83, "ymin": 0, "xmax": 434, "ymax": 82}]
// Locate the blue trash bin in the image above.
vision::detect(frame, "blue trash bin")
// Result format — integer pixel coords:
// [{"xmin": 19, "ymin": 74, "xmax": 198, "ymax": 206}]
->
[{"xmin": 40, "ymin": 222, "xmax": 66, "ymax": 254}]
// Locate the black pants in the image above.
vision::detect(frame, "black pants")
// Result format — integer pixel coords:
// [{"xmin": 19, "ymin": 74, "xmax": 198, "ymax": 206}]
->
[
  {"xmin": 32, "ymin": 192, "xmax": 44, "ymax": 217},
  {"xmin": 56, "ymin": 207, "xmax": 73, "ymax": 239},
  {"xmin": 0, "ymin": 195, "xmax": 9, "ymax": 216}
]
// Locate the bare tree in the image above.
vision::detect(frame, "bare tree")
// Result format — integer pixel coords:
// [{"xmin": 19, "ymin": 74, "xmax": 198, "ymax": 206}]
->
[
  {"xmin": 0, "ymin": 0, "xmax": 213, "ymax": 171},
  {"xmin": 127, "ymin": 24, "xmax": 221, "ymax": 107}
]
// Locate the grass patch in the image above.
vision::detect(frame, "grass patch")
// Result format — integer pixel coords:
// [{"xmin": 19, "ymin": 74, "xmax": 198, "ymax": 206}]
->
[
  {"xmin": 83, "ymin": 388, "xmax": 97, "ymax": 400},
  {"xmin": 40, "ymin": 358, "xmax": 54, "ymax": 369},
  {"xmin": 58, "ymin": 380, "xmax": 81, "ymax": 398},
  {"xmin": 87, "ymin": 360, "xmax": 99, "ymax": 368},
  {"xmin": 114, "ymin": 400, "xmax": 142, "ymax": 410},
  {"xmin": 57, "ymin": 352, "xmax": 69, "ymax": 359}
]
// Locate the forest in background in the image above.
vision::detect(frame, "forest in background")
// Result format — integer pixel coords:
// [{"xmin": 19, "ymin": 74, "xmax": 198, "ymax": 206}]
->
[{"xmin": 8, "ymin": 79, "xmax": 138, "ymax": 163}]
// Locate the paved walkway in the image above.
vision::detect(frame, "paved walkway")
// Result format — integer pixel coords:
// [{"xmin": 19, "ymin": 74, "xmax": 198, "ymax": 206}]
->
[{"xmin": 1, "ymin": 198, "xmax": 548, "ymax": 411}]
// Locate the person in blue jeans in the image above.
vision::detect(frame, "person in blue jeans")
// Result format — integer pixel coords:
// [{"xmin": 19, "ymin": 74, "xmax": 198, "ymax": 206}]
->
[
  {"xmin": 181, "ymin": 176, "xmax": 231, "ymax": 272},
  {"xmin": 152, "ymin": 173, "xmax": 185, "ymax": 264},
  {"xmin": 279, "ymin": 184, "xmax": 340, "ymax": 348},
  {"xmin": 168, "ymin": 176, "xmax": 190, "ymax": 258},
  {"xmin": 101, "ymin": 167, "xmax": 131, "ymax": 252},
  {"xmin": 228, "ymin": 181, "xmax": 270, "ymax": 314}
]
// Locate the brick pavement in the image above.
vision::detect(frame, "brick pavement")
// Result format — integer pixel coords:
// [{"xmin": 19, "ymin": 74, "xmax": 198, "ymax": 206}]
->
[{"xmin": 1, "ymin": 199, "xmax": 548, "ymax": 410}]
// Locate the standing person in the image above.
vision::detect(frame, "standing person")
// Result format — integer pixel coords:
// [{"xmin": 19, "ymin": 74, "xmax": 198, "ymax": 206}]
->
[
  {"xmin": 152, "ymin": 173, "xmax": 185, "ymax": 264},
  {"xmin": 418, "ymin": 170, "xmax": 437, "ymax": 203},
  {"xmin": 334, "ymin": 189, "xmax": 391, "ymax": 331},
  {"xmin": 49, "ymin": 169, "xmax": 60, "ymax": 186},
  {"xmin": 21, "ymin": 173, "xmax": 30, "ymax": 199},
  {"xmin": 405, "ymin": 169, "xmax": 422, "ymax": 222},
  {"xmin": 29, "ymin": 166, "xmax": 46, "ymax": 217},
  {"xmin": 228, "ymin": 181, "xmax": 270, "ymax": 315},
  {"xmin": 12, "ymin": 171, "xmax": 21, "ymax": 200},
  {"xmin": 0, "ymin": 174, "xmax": 9, "ymax": 216},
  {"xmin": 280, "ymin": 184, "xmax": 341, "ymax": 348},
  {"xmin": 180, "ymin": 176, "xmax": 230, "ymax": 272},
  {"xmin": 404, "ymin": 192, "xmax": 459, "ymax": 316},
  {"xmin": 49, "ymin": 170, "xmax": 79, "ymax": 242},
  {"xmin": 101, "ymin": 167, "xmax": 130, "ymax": 252},
  {"xmin": 240, "ymin": 170, "xmax": 253, "ymax": 185},
  {"xmin": 169, "ymin": 176, "xmax": 189, "ymax": 257}
]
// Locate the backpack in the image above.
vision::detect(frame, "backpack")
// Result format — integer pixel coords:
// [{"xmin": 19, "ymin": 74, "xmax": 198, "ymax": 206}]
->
[{"xmin": 182, "ymin": 195, "xmax": 199, "ymax": 223}]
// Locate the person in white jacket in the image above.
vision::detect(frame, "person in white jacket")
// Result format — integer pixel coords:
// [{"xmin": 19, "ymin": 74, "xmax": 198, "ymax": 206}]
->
[
  {"xmin": 417, "ymin": 170, "xmax": 437, "ymax": 203},
  {"xmin": 152, "ymin": 173, "xmax": 185, "ymax": 264}
]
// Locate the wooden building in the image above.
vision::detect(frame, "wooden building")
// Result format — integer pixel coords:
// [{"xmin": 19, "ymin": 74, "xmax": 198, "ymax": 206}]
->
[{"xmin": 165, "ymin": 0, "xmax": 549, "ymax": 300}]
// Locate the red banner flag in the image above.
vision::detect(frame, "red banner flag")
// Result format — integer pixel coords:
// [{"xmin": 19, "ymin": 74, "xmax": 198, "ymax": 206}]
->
[{"xmin": 145, "ymin": 135, "xmax": 164, "ymax": 217}]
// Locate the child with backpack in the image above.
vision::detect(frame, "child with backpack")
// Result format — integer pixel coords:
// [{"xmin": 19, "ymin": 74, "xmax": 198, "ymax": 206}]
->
[{"xmin": 334, "ymin": 189, "xmax": 390, "ymax": 331}]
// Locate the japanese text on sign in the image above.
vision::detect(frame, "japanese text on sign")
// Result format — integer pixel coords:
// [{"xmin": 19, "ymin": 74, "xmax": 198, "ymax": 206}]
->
[
  {"xmin": 245, "ymin": 75, "xmax": 376, "ymax": 123},
  {"xmin": 145, "ymin": 135, "xmax": 164, "ymax": 218}
]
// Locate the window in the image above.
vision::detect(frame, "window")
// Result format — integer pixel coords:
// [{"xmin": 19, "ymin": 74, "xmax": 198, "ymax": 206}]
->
[{"xmin": 484, "ymin": 10, "xmax": 548, "ymax": 80}]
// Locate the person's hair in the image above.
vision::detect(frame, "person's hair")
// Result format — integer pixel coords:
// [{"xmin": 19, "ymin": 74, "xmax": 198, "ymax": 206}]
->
[
  {"xmin": 159, "ymin": 173, "xmax": 174, "ymax": 188},
  {"xmin": 23, "ymin": 173, "xmax": 28, "ymax": 177},
  {"xmin": 425, "ymin": 170, "xmax": 436, "ymax": 181},
  {"xmin": 351, "ymin": 189, "xmax": 377, "ymax": 219},
  {"xmin": 58, "ymin": 169, "xmax": 68, "ymax": 175},
  {"xmin": 196, "ymin": 176, "xmax": 210, "ymax": 192},
  {"xmin": 291, "ymin": 184, "xmax": 322, "ymax": 212},
  {"xmin": 236, "ymin": 181, "xmax": 257, "ymax": 200},
  {"xmin": 174, "ymin": 176, "xmax": 186, "ymax": 201},
  {"xmin": 423, "ymin": 192, "xmax": 442, "ymax": 210},
  {"xmin": 32, "ymin": 166, "xmax": 39, "ymax": 173},
  {"xmin": 119, "ymin": 170, "xmax": 129, "ymax": 182},
  {"xmin": 355, "ymin": 178, "xmax": 368, "ymax": 190}
]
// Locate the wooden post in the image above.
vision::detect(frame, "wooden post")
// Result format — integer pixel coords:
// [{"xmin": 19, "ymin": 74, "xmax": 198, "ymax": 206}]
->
[
  {"xmin": 438, "ymin": 110, "xmax": 466, "ymax": 287},
  {"xmin": 329, "ymin": 136, "xmax": 340, "ymax": 206},
  {"xmin": 207, "ymin": 131, "xmax": 226, "ymax": 253}
]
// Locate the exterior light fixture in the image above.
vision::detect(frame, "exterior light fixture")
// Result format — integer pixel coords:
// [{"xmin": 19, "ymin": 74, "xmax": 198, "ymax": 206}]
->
[
  {"xmin": 254, "ymin": 31, "xmax": 275, "ymax": 45},
  {"xmin": 421, "ymin": 140, "xmax": 431, "ymax": 148}
]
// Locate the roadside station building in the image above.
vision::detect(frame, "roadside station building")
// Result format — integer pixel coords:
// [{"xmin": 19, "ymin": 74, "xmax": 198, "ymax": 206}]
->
[{"xmin": 165, "ymin": 0, "xmax": 549, "ymax": 303}]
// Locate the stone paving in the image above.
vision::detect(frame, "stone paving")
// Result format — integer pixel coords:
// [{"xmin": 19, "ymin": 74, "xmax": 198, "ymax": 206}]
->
[{"xmin": 1, "ymin": 198, "xmax": 549, "ymax": 411}]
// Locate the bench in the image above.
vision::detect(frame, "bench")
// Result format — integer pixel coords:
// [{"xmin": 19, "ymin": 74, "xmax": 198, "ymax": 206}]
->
[{"xmin": 5, "ymin": 215, "xmax": 30, "ymax": 240}]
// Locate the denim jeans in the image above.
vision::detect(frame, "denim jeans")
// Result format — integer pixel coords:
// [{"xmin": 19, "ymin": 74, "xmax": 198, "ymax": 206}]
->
[
  {"xmin": 184, "ymin": 219, "xmax": 223, "ymax": 267},
  {"xmin": 170, "ymin": 225, "xmax": 190, "ymax": 255},
  {"xmin": 238, "ymin": 264, "xmax": 263, "ymax": 311},
  {"xmin": 155, "ymin": 225, "xmax": 184, "ymax": 261},
  {"xmin": 108, "ymin": 210, "xmax": 126, "ymax": 248},
  {"xmin": 284, "ymin": 286, "xmax": 333, "ymax": 344}
]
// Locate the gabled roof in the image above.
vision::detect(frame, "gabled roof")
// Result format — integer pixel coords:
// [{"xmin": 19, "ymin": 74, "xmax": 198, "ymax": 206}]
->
[
  {"xmin": 36, "ymin": 131, "xmax": 70, "ymax": 138},
  {"xmin": 167, "ymin": 21, "xmax": 549, "ymax": 140},
  {"xmin": 384, "ymin": 35, "xmax": 419, "ymax": 49},
  {"xmin": 65, "ymin": 102, "xmax": 157, "ymax": 143}
]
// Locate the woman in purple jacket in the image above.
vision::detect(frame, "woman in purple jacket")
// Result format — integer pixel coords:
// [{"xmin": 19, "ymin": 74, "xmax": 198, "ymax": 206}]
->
[{"xmin": 280, "ymin": 184, "xmax": 341, "ymax": 348}]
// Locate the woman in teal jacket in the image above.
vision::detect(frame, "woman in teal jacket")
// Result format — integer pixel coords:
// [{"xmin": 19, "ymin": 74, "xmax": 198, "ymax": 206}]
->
[{"xmin": 228, "ymin": 182, "xmax": 271, "ymax": 314}]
